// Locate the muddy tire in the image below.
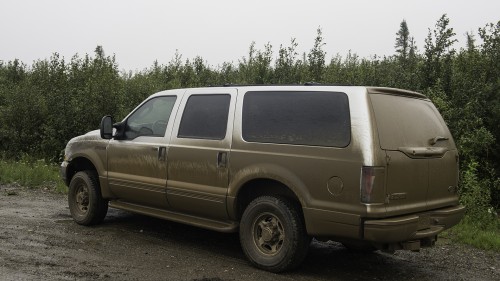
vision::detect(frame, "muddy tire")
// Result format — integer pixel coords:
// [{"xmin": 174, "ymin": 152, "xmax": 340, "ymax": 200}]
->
[
  {"xmin": 68, "ymin": 171, "xmax": 108, "ymax": 225},
  {"xmin": 239, "ymin": 196, "xmax": 310, "ymax": 272}
]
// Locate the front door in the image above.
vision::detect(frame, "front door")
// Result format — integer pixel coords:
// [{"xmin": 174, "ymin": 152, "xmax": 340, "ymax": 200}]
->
[
  {"xmin": 107, "ymin": 95, "xmax": 180, "ymax": 209},
  {"xmin": 167, "ymin": 88, "xmax": 237, "ymax": 220}
]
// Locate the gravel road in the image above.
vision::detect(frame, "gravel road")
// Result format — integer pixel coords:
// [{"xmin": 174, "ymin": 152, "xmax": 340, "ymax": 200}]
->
[{"xmin": 0, "ymin": 185, "xmax": 498, "ymax": 281}]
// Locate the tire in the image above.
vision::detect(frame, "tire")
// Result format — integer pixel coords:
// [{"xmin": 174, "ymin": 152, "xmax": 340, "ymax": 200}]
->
[
  {"xmin": 239, "ymin": 196, "xmax": 310, "ymax": 272},
  {"xmin": 68, "ymin": 170, "xmax": 108, "ymax": 226}
]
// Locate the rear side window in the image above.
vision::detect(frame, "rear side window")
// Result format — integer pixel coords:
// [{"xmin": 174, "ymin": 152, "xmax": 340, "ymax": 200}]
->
[
  {"xmin": 242, "ymin": 91, "xmax": 351, "ymax": 147},
  {"xmin": 178, "ymin": 94, "xmax": 231, "ymax": 140}
]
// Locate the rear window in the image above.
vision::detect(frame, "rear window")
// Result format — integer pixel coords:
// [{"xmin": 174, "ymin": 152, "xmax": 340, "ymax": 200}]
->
[
  {"xmin": 242, "ymin": 91, "xmax": 351, "ymax": 147},
  {"xmin": 370, "ymin": 94, "xmax": 452, "ymax": 150}
]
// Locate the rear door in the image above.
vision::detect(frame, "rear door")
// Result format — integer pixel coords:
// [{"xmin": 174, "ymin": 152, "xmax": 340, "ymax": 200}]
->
[
  {"xmin": 370, "ymin": 93, "xmax": 459, "ymax": 216},
  {"xmin": 166, "ymin": 88, "xmax": 237, "ymax": 220}
]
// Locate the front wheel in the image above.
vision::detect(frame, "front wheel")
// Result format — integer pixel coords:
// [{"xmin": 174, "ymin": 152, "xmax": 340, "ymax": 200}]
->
[
  {"xmin": 68, "ymin": 171, "xmax": 108, "ymax": 225},
  {"xmin": 239, "ymin": 196, "xmax": 310, "ymax": 272}
]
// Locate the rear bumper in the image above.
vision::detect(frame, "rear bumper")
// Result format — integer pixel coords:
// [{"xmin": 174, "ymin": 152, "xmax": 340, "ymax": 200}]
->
[{"xmin": 363, "ymin": 204, "xmax": 465, "ymax": 243}]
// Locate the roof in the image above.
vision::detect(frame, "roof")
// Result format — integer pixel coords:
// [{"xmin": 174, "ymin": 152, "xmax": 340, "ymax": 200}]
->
[{"xmin": 366, "ymin": 87, "xmax": 427, "ymax": 99}]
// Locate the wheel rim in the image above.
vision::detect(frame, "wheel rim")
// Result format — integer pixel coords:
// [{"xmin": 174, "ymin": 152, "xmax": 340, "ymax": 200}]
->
[
  {"xmin": 74, "ymin": 182, "xmax": 90, "ymax": 215},
  {"xmin": 252, "ymin": 212, "xmax": 285, "ymax": 256}
]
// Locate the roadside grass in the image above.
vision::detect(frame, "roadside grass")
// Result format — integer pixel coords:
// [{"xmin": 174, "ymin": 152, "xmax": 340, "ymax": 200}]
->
[
  {"xmin": 0, "ymin": 158, "xmax": 66, "ymax": 193},
  {"xmin": 442, "ymin": 217, "xmax": 500, "ymax": 252}
]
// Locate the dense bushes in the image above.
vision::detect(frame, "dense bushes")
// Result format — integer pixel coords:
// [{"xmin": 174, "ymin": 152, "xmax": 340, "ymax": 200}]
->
[
  {"xmin": 0, "ymin": 47, "xmax": 122, "ymax": 160},
  {"xmin": 0, "ymin": 15, "xmax": 499, "ymax": 221}
]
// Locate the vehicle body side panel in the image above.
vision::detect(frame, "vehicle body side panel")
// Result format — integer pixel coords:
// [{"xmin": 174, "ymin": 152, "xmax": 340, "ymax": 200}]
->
[
  {"xmin": 106, "ymin": 93, "xmax": 182, "ymax": 208},
  {"xmin": 228, "ymin": 86, "xmax": 383, "ymax": 237},
  {"xmin": 166, "ymin": 88, "xmax": 238, "ymax": 220}
]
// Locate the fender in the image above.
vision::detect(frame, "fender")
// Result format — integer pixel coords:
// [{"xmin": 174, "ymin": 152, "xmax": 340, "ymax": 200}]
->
[
  {"xmin": 65, "ymin": 132, "xmax": 113, "ymax": 198},
  {"xmin": 227, "ymin": 163, "xmax": 310, "ymax": 219}
]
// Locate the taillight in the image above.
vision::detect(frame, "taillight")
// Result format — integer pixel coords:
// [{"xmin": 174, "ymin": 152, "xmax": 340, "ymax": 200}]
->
[{"xmin": 360, "ymin": 166, "xmax": 386, "ymax": 204}]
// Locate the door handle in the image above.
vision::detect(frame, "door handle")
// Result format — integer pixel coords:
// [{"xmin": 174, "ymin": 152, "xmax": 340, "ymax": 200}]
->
[
  {"xmin": 217, "ymin": 152, "xmax": 227, "ymax": 168},
  {"xmin": 157, "ymin": 146, "xmax": 167, "ymax": 161}
]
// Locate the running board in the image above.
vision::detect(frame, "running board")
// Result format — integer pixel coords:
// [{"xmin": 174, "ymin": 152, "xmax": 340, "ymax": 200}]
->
[{"xmin": 109, "ymin": 200, "xmax": 239, "ymax": 233}]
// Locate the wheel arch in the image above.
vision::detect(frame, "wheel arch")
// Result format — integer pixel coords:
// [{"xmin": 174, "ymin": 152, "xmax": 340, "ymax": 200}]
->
[
  {"xmin": 233, "ymin": 178, "xmax": 304, "ymax": 221},
  {"xmin": 66, "ymin": 154, "xmax": 112, "ymax": 198},
  {"xmin": 228, "ymin": 165, "xmax": 312, "ymax": 231},
  {"xmin": 65, "ymin": 156, "xmax": 98, "ymax": 186},
  {"xmin": 228, "ymin": 164, "xmax": 310, "ymax": 217}
]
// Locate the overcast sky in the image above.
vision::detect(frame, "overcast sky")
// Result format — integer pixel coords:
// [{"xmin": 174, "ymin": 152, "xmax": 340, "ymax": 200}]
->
[{"xmin": 1, "ymin": 0, "xmax": 499, "ymax": 72}]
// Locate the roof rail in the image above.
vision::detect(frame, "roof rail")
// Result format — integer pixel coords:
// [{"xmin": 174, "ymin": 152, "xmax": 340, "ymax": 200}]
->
[{"xmin": 212, "ymin": 83, "xmax": 353, "ymax": 87}]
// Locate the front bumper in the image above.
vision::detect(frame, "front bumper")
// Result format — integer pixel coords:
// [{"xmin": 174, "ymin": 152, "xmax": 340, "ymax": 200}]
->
[{"xmin": 363, "ymin": 204, "xmax": 466, "ymax": 243}]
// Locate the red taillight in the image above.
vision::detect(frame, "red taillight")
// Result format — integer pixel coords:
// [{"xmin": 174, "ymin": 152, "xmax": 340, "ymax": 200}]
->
[{"xmin": 361, "ymin": 166, "xmax": 385, "ymax": 204}]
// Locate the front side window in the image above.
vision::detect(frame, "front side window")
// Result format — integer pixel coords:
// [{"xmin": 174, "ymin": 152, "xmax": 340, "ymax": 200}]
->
[
  {"xmin": 125, "ymin": 96, "xmax": 177, "ymax": 139},
  {"xmin": 178, "ymin": 94, "xmax": 231, "ymax": 140},
  {"xmin": 242, "ymin": 91, "xmax": 351, "ymax": 147}
]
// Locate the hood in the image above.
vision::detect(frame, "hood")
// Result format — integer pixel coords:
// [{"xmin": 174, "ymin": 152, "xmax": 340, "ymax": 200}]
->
[{"xmin": 64, "ymin": 130, "xmax": 108, "ymax": 161}]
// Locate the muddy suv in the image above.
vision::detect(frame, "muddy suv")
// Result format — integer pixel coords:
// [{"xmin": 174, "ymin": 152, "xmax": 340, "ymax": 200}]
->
[{"xmin": 61, "ymin": 85, "xmax": 465, "ymax": 272}]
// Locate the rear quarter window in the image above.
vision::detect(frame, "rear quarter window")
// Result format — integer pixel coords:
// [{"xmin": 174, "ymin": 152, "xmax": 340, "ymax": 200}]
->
[{"xmin": 242, "ymin": 91, "xmax": 351, "ymax": 147}]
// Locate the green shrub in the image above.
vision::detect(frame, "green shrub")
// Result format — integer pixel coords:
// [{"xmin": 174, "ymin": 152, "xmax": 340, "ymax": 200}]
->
[
  {"xmin": 459, "ymin": 161, "xmax": 495, "ymax": 222},
  {"xmin": 443, "ymin": 218, "xmax": 500, "ymax": 251},
  {"xmin": 0, "ymin": 156, "xmax": 66, "ymax": 193}
]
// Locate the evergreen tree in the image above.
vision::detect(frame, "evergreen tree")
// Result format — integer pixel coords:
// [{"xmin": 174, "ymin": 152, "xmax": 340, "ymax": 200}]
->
[{"xmin": 395, "ymin": 20, "xmax": 410, "ymax": 62}]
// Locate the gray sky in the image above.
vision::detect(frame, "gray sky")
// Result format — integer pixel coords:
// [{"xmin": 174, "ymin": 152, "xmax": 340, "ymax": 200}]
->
[{"xmin": 1, "ymin": 0, "xmax": 499, "ymax": 72}]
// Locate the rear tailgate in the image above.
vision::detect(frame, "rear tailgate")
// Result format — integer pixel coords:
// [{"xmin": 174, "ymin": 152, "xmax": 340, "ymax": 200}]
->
[{"xmin": 369, "ymin": 92, "xmax": 459, "ymax": 217}]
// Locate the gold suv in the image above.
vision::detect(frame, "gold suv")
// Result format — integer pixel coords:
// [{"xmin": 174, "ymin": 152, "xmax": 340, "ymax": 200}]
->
[{"xmin": 61, "ymin": 85, "xmax": 465, "ymax": 272}]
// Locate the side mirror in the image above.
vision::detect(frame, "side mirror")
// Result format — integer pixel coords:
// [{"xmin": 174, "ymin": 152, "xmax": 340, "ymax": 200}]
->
[{"xmin": 100, "ymin": 115, "xmax": 114, "ymax": 139}]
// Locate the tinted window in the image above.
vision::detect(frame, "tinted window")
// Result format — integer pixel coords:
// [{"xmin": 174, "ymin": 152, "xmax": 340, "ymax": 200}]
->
[
  {"xmin": 178, "ymin": 95, "xmax": 231, "ymax": 140},
  {"xmin": 125, "ymin": 96, "xmax": 177, "ymax": 139},
  {"xmin": 242, "ymin": 91, "xmax": 350, "ymax": 147}
]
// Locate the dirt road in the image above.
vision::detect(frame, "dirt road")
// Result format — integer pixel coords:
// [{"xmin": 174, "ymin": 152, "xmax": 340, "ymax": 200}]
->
[{"xmin": 1, "ymin": 185, "xmax": 498, "ymax": 281}]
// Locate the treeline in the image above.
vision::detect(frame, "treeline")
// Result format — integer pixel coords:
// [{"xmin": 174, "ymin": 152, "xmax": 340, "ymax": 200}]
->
[{"xmin": 0, "ymin": 15, "xmax": 498, "ymax": 220}]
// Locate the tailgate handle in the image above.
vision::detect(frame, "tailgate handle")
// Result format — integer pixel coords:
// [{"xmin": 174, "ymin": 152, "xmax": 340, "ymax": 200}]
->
[
  {"xmin": 429, "ymin": 136, "xmax": 449, "ymax": 145},
  {"xmin": 398, "ymin": 147, "xmax": 447, "ymax": 158}
]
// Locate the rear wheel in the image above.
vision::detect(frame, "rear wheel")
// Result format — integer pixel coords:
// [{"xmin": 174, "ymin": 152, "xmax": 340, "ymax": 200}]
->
[
  {"xmin": 68, "ymin": 171, "xmax": 108, "ymax": 225},
  {"xmin": 239, "ymin": 196, "xmax": 310, "ymax": 272}
]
